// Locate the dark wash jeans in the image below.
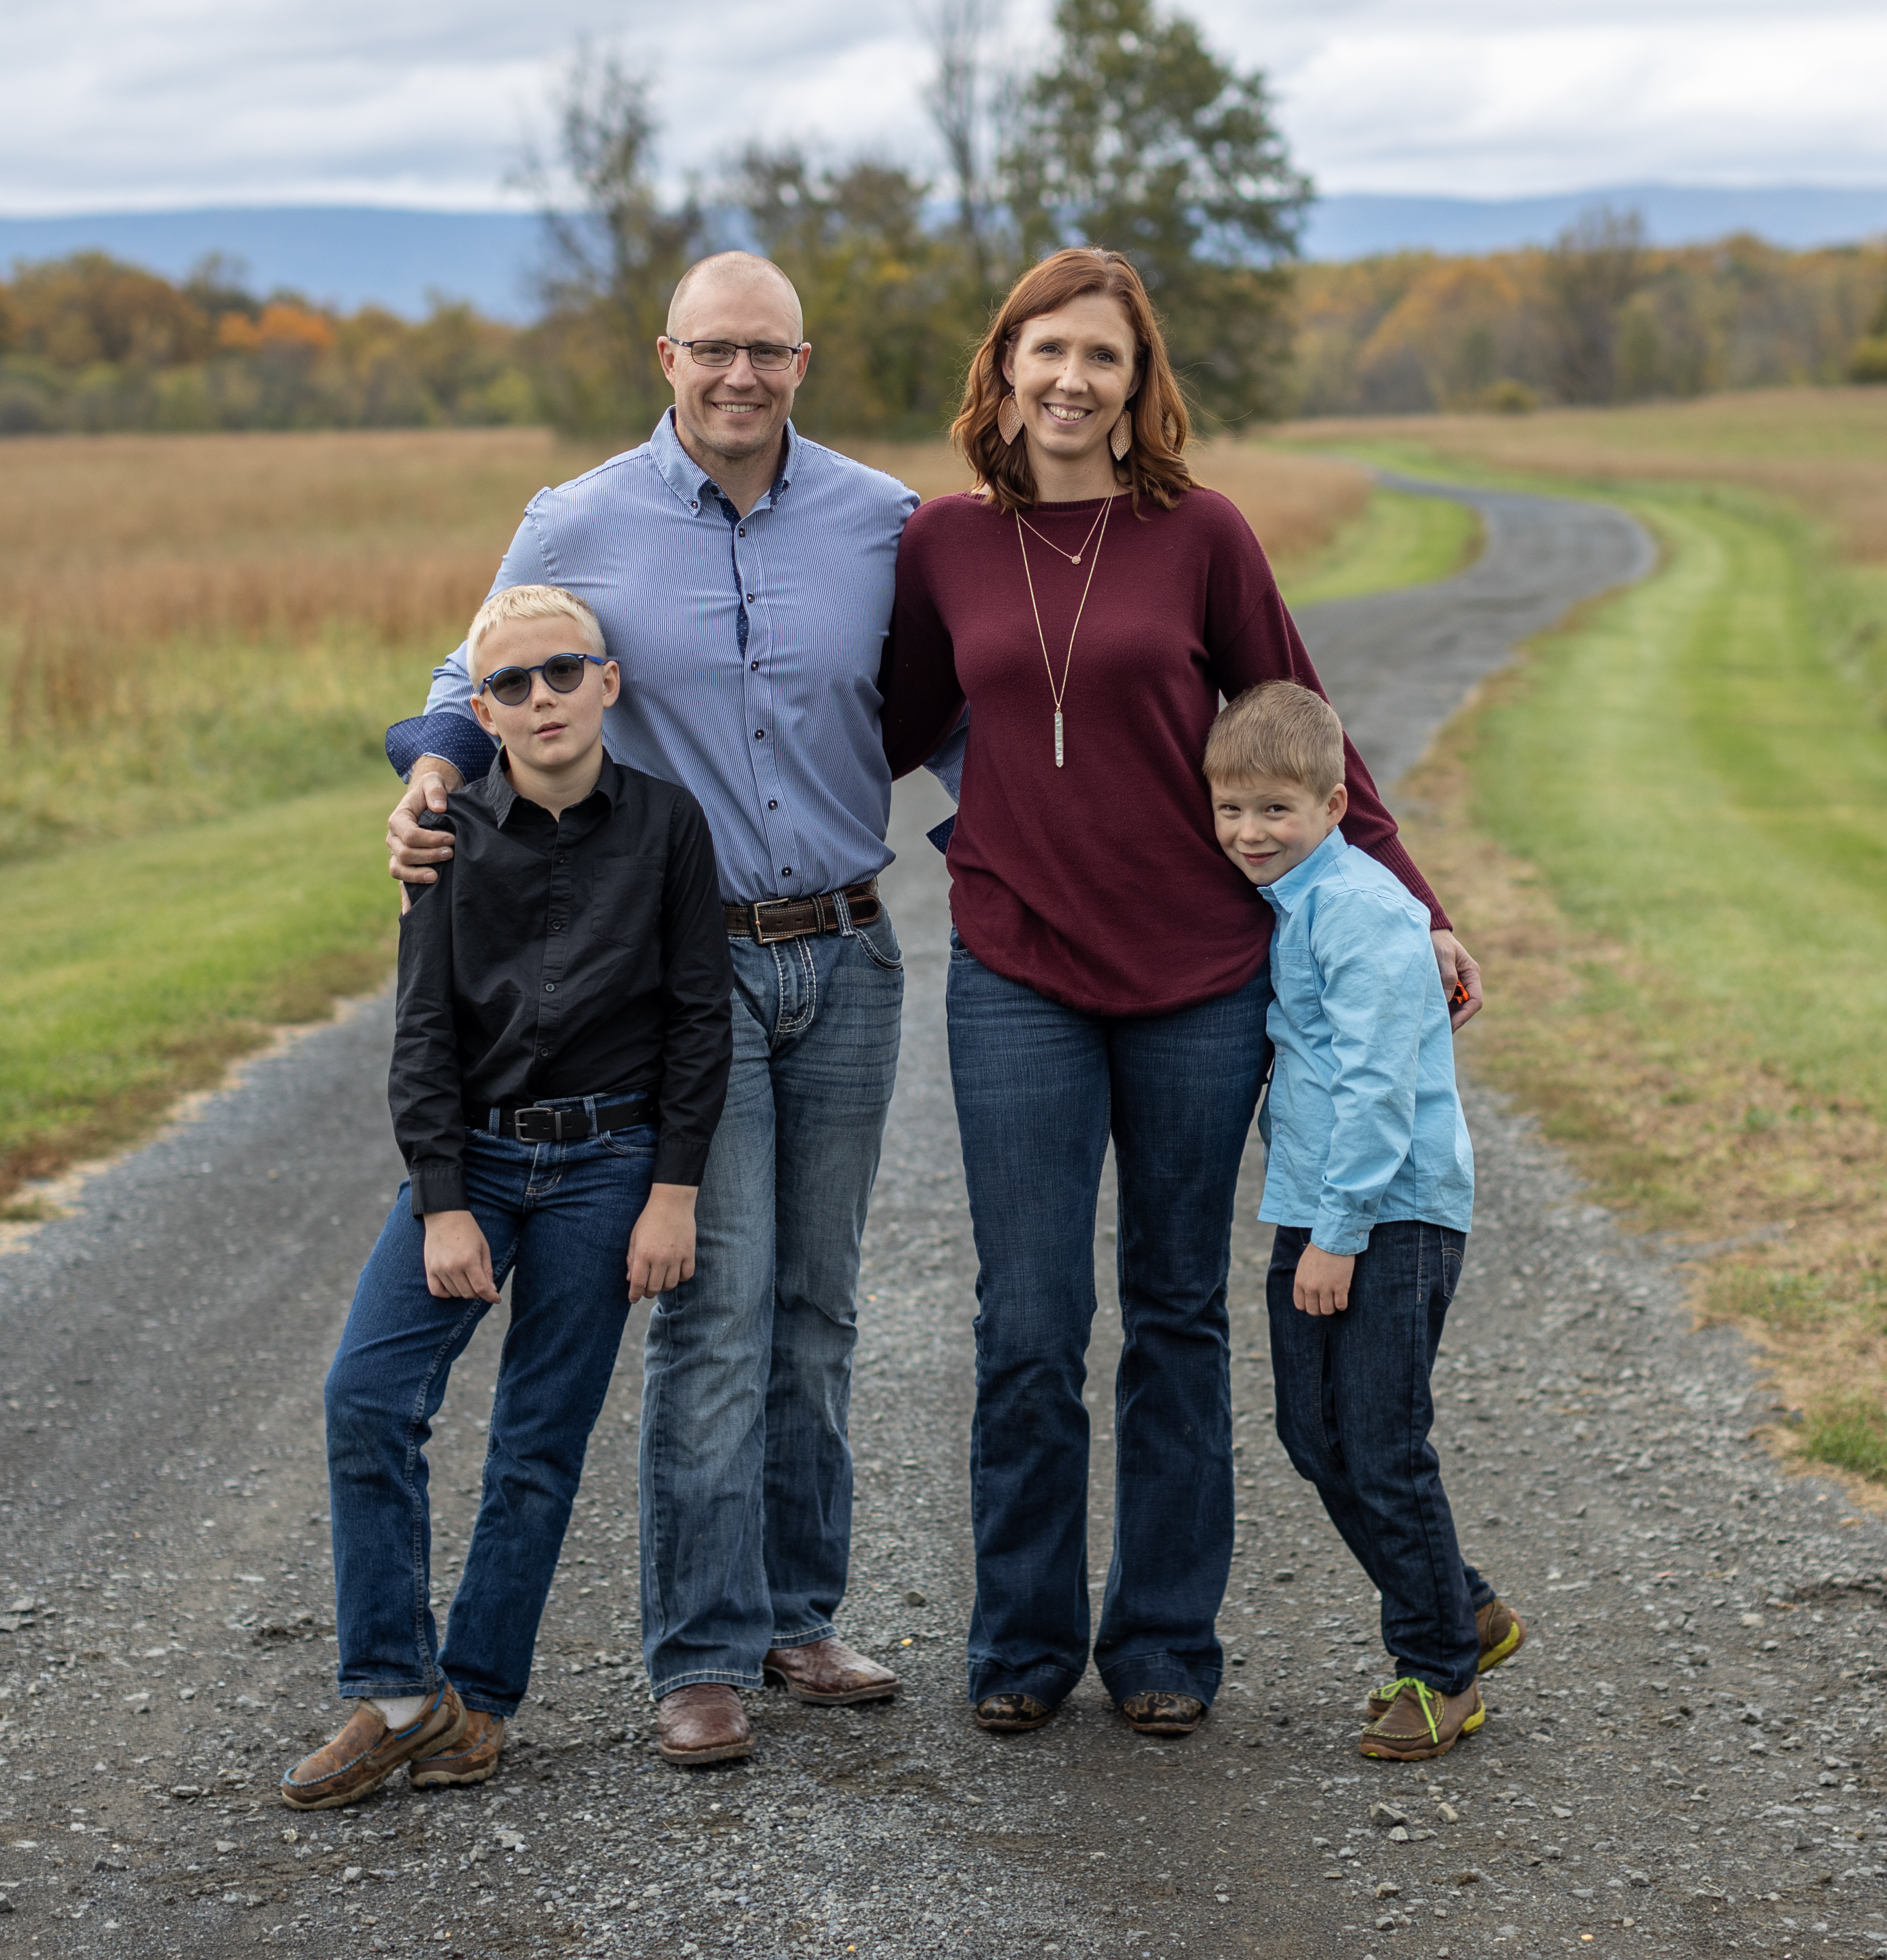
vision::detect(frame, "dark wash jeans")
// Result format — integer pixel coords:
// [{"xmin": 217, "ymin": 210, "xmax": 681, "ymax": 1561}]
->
[
  {"xmin": 1267, "ymin": 1219, "xmax": 1494, "ymax": 1698},
  {"xmin": 325, "ymin": 1105, "xmax": 654, "ymax": 1716},
  {"xmin": 947, "ymin": 931, "xmax": 1273, "ymax": 1709}
]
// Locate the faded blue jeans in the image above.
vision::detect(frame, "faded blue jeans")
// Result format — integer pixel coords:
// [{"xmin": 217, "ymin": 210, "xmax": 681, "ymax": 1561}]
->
[
  {"xmin": 325, "ymin": 1101, "xmax": 655, "ymax": 1716},
  {"xmin": 638, "ymin": 906, "xmax": 903, "ymax": 1696},
  {"xmin": 947, "ymin": 932, "xmax": 1274, "ymax": 1710},
  {"xmin": 1268, "ymin": 1219, "xmax": 1492, "ymax": 1696}
]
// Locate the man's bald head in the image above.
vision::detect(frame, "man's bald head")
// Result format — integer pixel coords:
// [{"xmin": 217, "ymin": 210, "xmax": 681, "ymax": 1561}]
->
[{"xmin": 666, "ymin": 252, "xmax": 804, "ymax": 342}]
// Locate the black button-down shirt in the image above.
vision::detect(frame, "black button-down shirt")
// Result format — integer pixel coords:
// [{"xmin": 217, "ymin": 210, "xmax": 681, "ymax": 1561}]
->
[{"xmin": 390, "ymin": 755, "xmax": 732, "ymax": 1213}]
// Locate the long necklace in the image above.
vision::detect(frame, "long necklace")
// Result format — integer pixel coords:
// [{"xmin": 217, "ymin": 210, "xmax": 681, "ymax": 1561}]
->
[
  {"xmin": 1018, "ymin": 494, "xmax": 1114, "ymax": 769},
  {"xmin": 1017, "ymin": 500, "xmax": 1109, "ymax": 567}
]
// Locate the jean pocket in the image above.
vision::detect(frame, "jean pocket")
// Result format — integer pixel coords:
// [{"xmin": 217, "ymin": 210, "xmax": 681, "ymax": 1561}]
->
[
  {"xmin": 600, "ymin": 1122, "xmax": 658, "ymax": 1158},
  {"xmin": 947, "ymin": 926, "xmax": 975, "ymax": 964},
  {"xmin": 854, "ymin": 912, "xmax": 903, "ymax": 972}
]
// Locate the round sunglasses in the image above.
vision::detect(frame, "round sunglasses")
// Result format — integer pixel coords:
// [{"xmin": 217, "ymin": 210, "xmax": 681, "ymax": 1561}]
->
[{"xmin": 475, "ymin": 652, "xmax": 607, "ymax": 708}]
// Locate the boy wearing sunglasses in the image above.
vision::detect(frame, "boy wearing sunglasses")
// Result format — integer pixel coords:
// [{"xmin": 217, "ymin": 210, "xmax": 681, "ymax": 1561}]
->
[{"xmin": 283, "ymin": 584, "xmax": 732, "ymax": 1809}]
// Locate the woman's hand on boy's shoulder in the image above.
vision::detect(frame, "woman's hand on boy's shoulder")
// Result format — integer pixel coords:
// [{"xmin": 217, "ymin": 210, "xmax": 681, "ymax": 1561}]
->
[
  {"xmin": 628, "ymin": 1184, "xmax": 699, "ymax": 1304},
  {"xmin": 1431, "ymin": 931, "xmax": 1483, "ymax": 1030}
]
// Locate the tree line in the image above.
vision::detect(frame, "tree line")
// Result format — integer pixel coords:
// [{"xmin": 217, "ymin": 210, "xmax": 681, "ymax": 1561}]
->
[{"xmin": 3, "ymin": 0, "xmax": 1885, "ymax": 440}]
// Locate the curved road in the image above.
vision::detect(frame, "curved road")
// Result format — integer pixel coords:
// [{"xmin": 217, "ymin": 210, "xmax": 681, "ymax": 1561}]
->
[{"xmin": 4, "ymin": 482, "xmax": 1885, "ymax": 1960}]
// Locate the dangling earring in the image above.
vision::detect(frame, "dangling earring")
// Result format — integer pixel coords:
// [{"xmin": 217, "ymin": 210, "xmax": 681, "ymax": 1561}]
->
[
  {"xmin": 997, "ymin": 394, "xmax": 1024, "ymax": 445},
  {"xmin": 1109, "ymin": 410, "xmax": 1133, "ymax": 462}
]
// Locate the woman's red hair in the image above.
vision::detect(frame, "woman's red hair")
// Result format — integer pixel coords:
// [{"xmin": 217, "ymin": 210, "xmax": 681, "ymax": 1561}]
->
[{"xmin": 952, "ymin": 247, "xmax": 1194, "ymax": 514}]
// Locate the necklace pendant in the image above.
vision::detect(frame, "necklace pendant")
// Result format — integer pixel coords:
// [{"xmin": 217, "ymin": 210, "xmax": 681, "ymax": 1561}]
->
[
  {"xmin": 1069, "ymin": 554, "xmax": 1081, "ymax": 566},
  {"xmin": 1054, "ymin": 709, "xmax": 1064, "ymax": 769}
]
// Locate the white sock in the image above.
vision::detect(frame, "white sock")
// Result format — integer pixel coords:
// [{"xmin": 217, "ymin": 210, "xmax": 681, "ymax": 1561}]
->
[{"xmin": 371, "ymin": 1695, "xmax": 429, "ymax": 1729}]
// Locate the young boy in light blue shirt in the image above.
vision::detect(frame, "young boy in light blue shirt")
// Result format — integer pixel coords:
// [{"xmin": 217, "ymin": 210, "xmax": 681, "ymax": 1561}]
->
[{"xmin": 1205, "ymin": 681, "xmax": 1526, "ymax": 1761}]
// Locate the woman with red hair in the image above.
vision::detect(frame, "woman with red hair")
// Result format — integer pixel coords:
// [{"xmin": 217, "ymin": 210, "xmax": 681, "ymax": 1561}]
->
[{"xmin": 880, "ymin": 247, "xmax": 1479, "ymax": 1739}]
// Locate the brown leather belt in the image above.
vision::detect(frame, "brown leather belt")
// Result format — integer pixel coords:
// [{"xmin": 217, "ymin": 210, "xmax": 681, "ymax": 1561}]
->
[{"xmin": 724, "ymin": 879, "xmax": 882, "ymax": 945}]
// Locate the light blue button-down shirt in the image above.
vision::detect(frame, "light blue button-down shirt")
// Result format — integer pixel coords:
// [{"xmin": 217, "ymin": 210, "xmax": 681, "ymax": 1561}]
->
[
  {"xmin": 1256, "ymin": 827, "xmax": 1475, "ymax": 1253},
  {"xmin": 389, "ymin": 410, "xmax": 921, "ymax": 905}
]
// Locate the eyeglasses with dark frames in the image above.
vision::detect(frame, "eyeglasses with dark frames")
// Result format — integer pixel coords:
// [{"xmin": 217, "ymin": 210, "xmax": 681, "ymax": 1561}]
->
[
  {"xmin": 670, "ymin": 338, "xmax": 806, "ymax": 372},
  {"xmin": 475, "ymin": 652, "xmax": 607, "ymax": 708}
]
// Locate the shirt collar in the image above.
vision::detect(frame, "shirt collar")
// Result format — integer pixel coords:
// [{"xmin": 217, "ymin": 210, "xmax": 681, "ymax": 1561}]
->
[
  {"xmin": 483, "ymin": 750, "xmax": 620, "ymax": 827},
  {"xmin": 649, "ymin": 405, "xmax": 798, "ymax": 517},
  {"xmin": 1260, "ymin": 825, "xmax": 1349, "ymax": 915}
]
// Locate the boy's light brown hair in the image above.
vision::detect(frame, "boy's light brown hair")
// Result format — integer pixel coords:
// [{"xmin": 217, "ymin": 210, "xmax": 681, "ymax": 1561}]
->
[
  {"xmin": 1203, "ymin": 682, "xmax": 1346, "ymax": 798},
  {"xmin": 466, "ymin": 584, "xmax": 606, "ymax": 676}
]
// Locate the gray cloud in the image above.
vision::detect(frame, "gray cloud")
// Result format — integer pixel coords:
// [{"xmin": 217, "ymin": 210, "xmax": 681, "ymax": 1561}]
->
[{"xmin": 2, "ymin": 0, "xmax": 1882, "ymax": 214}]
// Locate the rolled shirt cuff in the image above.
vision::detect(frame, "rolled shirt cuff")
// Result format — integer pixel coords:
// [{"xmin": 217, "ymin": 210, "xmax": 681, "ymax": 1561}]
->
[
  {"xmin": 387, "ymin": 711, "xmax": 497, "ymax": 786},
  {"xmin": 652, "ymin": 1130, "xmax": 711, "ymax": 1189},
  {"xmin": 407, "ymin": 1160, "xmax": 468, "ymax": 1217}
]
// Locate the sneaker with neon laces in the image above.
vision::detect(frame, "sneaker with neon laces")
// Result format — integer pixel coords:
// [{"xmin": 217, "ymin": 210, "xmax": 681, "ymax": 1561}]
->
[
  {"xmin": 1358, "ymin": 1677, "xmax": 1483, "ymax": 1761},
  {"xmin": 1365, "ymin": 1596, "xmax": 1527, "ymax": 1719}
]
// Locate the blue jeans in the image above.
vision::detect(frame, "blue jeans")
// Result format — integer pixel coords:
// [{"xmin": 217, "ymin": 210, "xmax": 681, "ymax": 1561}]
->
[
  {"xmin": 947, "ymin": 933, "xmax": 1273, "ymax": 1709},
  {"xmin": 637, "ymin": 907, "xmax": 904, "ymax": 1696},
  {"xmin": 1267, "ymin": 1220, "xmax": 1493, "ymax": 1697},
  {"xmin": 325, "ymin": 1104, "xmax": 655, "ymax": 1716}
]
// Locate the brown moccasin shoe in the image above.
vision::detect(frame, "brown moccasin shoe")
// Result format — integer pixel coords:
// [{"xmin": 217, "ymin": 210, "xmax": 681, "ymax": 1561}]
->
[
  {"xmin": 410, "ymin": 1709, "xmax": 505, "ymax": 1788},
  {"xmin": 1120, "ymin": 1691, "xmax": 1206, "ymax": 1737},
  {"xmin": 656, "ymin": 1684, "xmax": 754, "ymax": 1766},
  {"xmin": 973, "ymin": 1693, "xmax": 1054, "ymax": 1733},
  {"xmin": 1358, "ymin": 1678, "xmax": 1483, "ymax": 1761},
  {"xmin": 762, "ymin": 1636, "xmax": 899, "ymax": 1706},
  {"xmin": 1366, "ymin": 1596, "xmax": 1528, "ymax": 1719},
  {"xmin": 280, "ymin": 1684, "xmax": 468, "ymax": 1810}
]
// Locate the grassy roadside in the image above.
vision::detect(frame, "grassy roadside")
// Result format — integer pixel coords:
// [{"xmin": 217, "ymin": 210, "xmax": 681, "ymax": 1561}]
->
[
  {"xmin": 0, "ymin": 777, "xmax": 397, "ymax": 1210},
  {"xmin": 1391, "ymin": 481, "xmax": 1887, "ymax": 1486},
  {"xmin": 1275, "ymin": 484, "xmax": 1481, "ymax": 608}
]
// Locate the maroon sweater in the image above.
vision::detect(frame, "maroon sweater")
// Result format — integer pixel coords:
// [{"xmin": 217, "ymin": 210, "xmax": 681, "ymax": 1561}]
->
[{"xmin": 881, "ymin": 486, "xmax": 1447, "ymax": 1017}]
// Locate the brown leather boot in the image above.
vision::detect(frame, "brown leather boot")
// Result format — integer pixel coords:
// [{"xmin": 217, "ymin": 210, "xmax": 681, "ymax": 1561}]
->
[
  {"xmin": 656, "ymin": 1684, "xmax": 754, "ymax": 1765},
  {"xmin": 1358, "ymin": 1678, "xmax": 1483, "ymax": 1761},
  {"xmin": 1119, "ymin": 1691, "xmax": 1206, "ymax": 1737},
  {"xmin": 280, "ymin": 1684, "xmax": 468, "ymax": 1810},
  {"xmin": 761, "ymin": 1636, "xmax": 899, "ymax": 1706},
  {"xmin": 410, "ymin": 1709, "xmax": 505, "ymax": 1788}
]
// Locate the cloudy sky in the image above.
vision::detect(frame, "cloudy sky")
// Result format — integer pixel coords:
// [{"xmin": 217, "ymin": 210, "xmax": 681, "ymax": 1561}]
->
[{"xmin": 5, "ymin": 0, "xmax": 1885, "ymax": 215}]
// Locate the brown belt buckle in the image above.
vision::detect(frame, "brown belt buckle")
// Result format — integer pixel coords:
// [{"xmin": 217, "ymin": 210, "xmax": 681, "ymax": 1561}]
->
[{"xmin": 747, "ymin": 900, "xmax": 799, "ymax": 946}]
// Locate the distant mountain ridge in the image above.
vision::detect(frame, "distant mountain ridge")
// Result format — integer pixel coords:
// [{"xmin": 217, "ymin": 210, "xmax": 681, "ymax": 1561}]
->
[{"xmin": 3, "ymin": 186, "xmax": 1884, "ymax": 322}]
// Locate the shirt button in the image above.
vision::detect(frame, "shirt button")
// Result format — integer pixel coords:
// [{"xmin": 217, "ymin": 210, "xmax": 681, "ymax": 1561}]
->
[
  {"xmin": 768, "ymin": 798, "xmax": 778, "ymax": 810},
  {"xmin": 754, "ymin": 729, "xmax": 765, "ymax": 740},
  {"xmin": 690, "ymin": 499, "xmax": 699, "ymax": 509},
  {"xmin": 544, "ymin": 983, "xmax": 555, "ymax": 993},
  {"xmin": 551, "ymin": 920, "xmax": 565, "ymax": 931},
  {"xmin": 782, "ymin": 867, "xmax": 792, "ymax": 877},
  {"xmin": 539, "ymin": 1047, "xmax": 550, "ymax": 1058},
  {"xmin": 745, "ymin": 593, "xmax": 755, "ymax": 602},
  {"xmin": 738, "ymin": 525, "xmax": 746, "ymax": 536},
  {"xmin": 750, "ymin": 659, "xmax": 760, "ymax": 671}
]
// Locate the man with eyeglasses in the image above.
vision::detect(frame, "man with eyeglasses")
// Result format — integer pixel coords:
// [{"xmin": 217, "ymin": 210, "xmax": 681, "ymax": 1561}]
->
[{"xmin": 383, "ymin": 251, "xmax": 921, "ymax": 1767}]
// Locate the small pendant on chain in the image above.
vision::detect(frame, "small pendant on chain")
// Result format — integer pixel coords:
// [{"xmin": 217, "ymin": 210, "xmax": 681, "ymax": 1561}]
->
[{"xmin": 1054, "ymin": 709, "xmax": 1064, "ymax": 769}]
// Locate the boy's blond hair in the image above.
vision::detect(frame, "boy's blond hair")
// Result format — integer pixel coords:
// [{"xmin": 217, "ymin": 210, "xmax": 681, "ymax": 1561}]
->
[
  {"xmin": 1203, "ymin": 682, "xmax": 1345, "ymax": 798},
  {"xmin": 467, "ymin": 584, "xmax": 606, "ymax": 675}
]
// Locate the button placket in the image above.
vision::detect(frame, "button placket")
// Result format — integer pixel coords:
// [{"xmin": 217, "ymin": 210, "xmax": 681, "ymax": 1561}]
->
[
  {"xmin": 534, "ymin": 824, "xmax": 575, "ymax": 1070},
  {"xmin": 738, "ymin": 523, "xmax": 802, "ymax": 896}
]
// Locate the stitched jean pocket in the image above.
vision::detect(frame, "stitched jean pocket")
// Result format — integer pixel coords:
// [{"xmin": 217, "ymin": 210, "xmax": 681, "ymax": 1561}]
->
[
  {"xmin": 854, "ymin": 912, "xmax": 903, "ymax": 971},
  {"xmin": 600, "ymin": 1122, "xmax": 658, "ymax": 1158}
]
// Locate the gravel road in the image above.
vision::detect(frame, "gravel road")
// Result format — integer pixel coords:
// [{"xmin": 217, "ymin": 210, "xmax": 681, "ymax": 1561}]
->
[{"xmin": 4, "ymin": 481, "xmax": 1884, "ymax": 1960}]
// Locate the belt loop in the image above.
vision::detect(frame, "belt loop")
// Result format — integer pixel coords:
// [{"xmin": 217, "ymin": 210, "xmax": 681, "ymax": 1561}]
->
[
  {"xmin": 584, "ymin": 1093, "xmax": 598, "ymax": 1139},
  {"xmin": 832, "ymin": 887, "xmax": 855, "ymax": 937},
  {"xmin": 488, "ymin": 1105, "xmax": 501, "ymax": 1135}
]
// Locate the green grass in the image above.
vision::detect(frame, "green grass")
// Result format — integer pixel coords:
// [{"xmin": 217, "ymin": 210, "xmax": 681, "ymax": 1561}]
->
[
  {"xmin": 1802, "ymin": 1395, "xmax": 1887, "ymax": 1484},
  {"xmin": 0, "ymin": 774, "xmax": 398, "ymax": 1189},
  {"xmin": 1276, "ymin": 487, "xmax": 1483, "ymax": 609},
  {"xmin": 1462, "ymin": 484, "xmax": 1887, "ymax": 1115}
]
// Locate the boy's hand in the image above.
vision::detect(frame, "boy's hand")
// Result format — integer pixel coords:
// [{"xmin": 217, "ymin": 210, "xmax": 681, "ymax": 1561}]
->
[
  {"xmin": 388, "ymin": 758, "xmax": 464, "ymax": 907},
  {"xmin": 423, "ymin": 1210, "xmax": 500, "ymax": 1302},
  {"xmin": 1432, "ymin": 930, "xmax": 1483, "ymax": 1030},
  {"xmin": 628, "ymin": 1184, "xmax": 699, "ymax": 1303},
  {"xmin": 1294, "ymin": 1244, "xmax": 1356, "ymax": 1316}
]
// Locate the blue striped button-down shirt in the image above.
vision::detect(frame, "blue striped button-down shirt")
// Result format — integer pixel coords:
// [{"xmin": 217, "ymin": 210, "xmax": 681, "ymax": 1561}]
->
[{"xmin": 388, "ymin": 410, "xmax": 921, "ymax": 905}]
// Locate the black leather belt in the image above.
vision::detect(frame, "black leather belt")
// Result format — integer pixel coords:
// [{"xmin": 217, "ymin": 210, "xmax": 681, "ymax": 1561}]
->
[
  {"xmin": 724, "ymin": 879, "xmax": 882, "ymax": 945},
  {"xmin": 486, "ymin": 1094, "xmax": 655, "ymax": 1144}
]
